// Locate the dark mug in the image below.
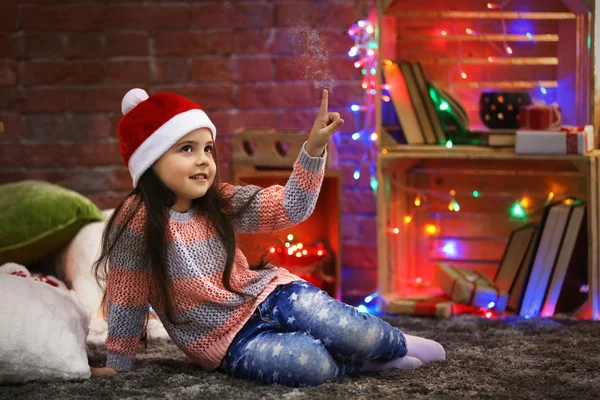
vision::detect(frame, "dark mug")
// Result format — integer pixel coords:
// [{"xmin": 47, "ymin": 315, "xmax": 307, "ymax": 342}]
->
[{"xmin": 479, "ymin": 92, "xmax": 532, "ymax": 129}]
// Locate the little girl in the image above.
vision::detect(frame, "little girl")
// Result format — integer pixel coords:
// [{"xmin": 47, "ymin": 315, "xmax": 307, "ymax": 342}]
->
[{"xmin": 90, "ymin": 88, "xmax": 445, "ymax": 387}]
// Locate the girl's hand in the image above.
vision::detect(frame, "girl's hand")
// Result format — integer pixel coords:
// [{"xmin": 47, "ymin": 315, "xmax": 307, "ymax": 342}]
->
[
  {"xmin": 90, "ymin": 366, "xmax": 118, "ymax": 377},
  {"xmin": 305, "ymin": 89, "xmax": 345, "ymax": 157}
]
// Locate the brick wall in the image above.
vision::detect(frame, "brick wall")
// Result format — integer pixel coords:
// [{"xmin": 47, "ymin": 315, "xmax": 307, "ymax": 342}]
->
[{"xmin": 0, "ymin": 0, "xmax": 376, "ymax": 303}]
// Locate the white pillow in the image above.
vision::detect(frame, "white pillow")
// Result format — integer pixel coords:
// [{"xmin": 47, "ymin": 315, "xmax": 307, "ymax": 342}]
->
[
  {"xmin": 54, "ymin": 209, "xmax": 114, "ymax": 320},
  {"xmin": 0, "ymin": 274, "xmax": 91, "ymax": 383}
]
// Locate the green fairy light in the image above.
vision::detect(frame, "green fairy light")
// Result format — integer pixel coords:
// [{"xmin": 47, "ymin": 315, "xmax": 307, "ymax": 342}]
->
[
  {"xmin": 472, "ymin": 191, "xmax": 480, "ymax": 198},
  {"xmin": 445, "ymin": 140, "xmax": 453, "ymax": 149},
  {"xmin": 370, "ymin": 176, "xmax": 378, "ymax": 191},
  {"xmin": 510, "ymin": 203, "xmax": 526, "ymax": 218}
]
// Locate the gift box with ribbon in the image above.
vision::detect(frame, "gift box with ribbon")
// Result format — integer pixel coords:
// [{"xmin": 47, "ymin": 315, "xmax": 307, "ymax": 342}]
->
[
  {"xmin": 516, "ymin": 125, "xmax": 594, "ymax": 155},
  {"xmin": 387, "ymin": 296, "xmax": 457, "ymax": 318},
  {"xmin": 518, "ymin": 103, "xmax": 562, "ymax": 130},
  {"xmin": 436, "ymin": 263, "xmax": 508, "ymax": 313}
]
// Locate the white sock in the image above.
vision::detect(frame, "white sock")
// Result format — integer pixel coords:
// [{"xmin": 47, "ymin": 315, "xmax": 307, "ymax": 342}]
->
[
  {"xmin": 404, "ymin": 334, "xmax": 446, "ymax": 363},
  {"xmin": 362, "ymin": 356, "xmax": 422, "ymax": 372}
]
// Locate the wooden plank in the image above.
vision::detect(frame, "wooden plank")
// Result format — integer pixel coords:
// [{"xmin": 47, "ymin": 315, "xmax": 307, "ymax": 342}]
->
[
  {"xmin": 429, "ymin": 238, "xmax": 506, "ymax": 262},
  {"xmin": 386, "ymin": 0, "xmax": 571, "ymax": 13},
  {"xmin": 418, "ymin": 58, "xmax": 558, "ymax": 65},
  {"xmin": 415, "ymin": 212, "xmax": 528, "ymax": 237},
  {"xmin": 396, "ymin": 40, "xmax": 557, "ymax": 60},
  {"xmin": 395, "ymin": 19, "xmax": 559, "ymax": 35},
  {"xmin": 388, "ymin": 11, "xmax": 576, "ymax": 20},
  {"xmin": 422, "ymin": 64, "xmax": 557, "ymax": 83},
  {"xmin": 399, "ymin": 34, "xmax": 558, "ymax": 42}
]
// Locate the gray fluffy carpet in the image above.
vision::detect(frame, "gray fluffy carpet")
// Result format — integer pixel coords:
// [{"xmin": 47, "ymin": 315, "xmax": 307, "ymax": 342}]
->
[{"xmin": 2, "ymin": 315, "xmax": 599, "ymax": 400}]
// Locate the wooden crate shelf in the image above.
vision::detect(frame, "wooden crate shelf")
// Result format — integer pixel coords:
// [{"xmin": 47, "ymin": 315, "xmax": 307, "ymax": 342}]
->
[
  {"xmin": 231, "ymin": 130, "xmax": 343, "ymax": 301},
  {"xmin": 376, "ymin": 148, "xmax": 600, "ymax": 319}
]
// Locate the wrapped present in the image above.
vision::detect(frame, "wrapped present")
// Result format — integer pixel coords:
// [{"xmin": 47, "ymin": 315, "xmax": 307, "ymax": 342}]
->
[
  {"xmin": 387, "ymin": 296, "xmax": 456, "ymax": 318},
  {"xmin": 436, "ymin": 263, "xmax": 508, "ymax": 313},
  {"xmin": 518, "ymin": 103, "xmax": 561, "ymax": 130},
  {"xmin": 516, "ymin": 125, "xmax": 594, "ymax": 155}
]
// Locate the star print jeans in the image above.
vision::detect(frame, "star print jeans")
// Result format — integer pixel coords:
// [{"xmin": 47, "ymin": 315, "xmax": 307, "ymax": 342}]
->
[{"xmin": 221, "ymin": 281, "xmax": 408, "ymax": 387}]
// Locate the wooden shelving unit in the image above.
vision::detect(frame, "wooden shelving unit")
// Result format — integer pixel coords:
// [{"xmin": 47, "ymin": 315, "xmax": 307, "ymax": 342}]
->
[{"xmin": 374, "ymin": 0, "xmax": 599, "ymax": 319}]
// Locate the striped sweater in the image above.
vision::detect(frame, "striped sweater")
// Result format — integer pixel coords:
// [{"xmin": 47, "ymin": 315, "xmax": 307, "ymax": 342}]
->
[{"xmin": 105, "ymin": 143, "xmax": 326, "ymax": 372}]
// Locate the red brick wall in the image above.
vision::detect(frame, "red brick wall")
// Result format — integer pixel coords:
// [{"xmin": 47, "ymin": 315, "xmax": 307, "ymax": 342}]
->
[{"xmin": 0, "ymin": 0, "xmax": 376, "ymax": 302}]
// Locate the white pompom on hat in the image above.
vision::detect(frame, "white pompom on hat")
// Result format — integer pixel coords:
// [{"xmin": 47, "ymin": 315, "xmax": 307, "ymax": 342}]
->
[{"xmin": 117, "ymin": 88, "xmax": 217, "ymax": 187}]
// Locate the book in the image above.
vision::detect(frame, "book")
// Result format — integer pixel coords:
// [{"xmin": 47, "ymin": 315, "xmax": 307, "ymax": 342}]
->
[
  {"xmin": 495, "ymin": 224, "xmax": 537, "ymax": 296},
  {"xmin": 411, "ymin": 62, "xmax": 446, "ymax": 144},
  {"xmin": 541, "ymin": 202, "xmax": 588, "ymax": 316},
  {"xmin": 507, "ymin": 225, "xmax": 539, "ymax": 313},
  {"xmin": 470, "ymin": 127, "xmax": 517, "ymax": 147},
  {"xmin": 398, "ymin": 62, "xmax": 436, "ymax": 144},
  {"xmin": 519, "ymin": 202, "xmax": 572, "ymax": 317},
  {"xmin": 383, "ymin": 61, "xmax": 425, "ymax": 144}
]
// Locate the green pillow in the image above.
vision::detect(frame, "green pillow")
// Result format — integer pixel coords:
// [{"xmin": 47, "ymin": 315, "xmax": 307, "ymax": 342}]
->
[{"xmin": 0, "ymin": 180, "xmax": 104, "ymax": 266}]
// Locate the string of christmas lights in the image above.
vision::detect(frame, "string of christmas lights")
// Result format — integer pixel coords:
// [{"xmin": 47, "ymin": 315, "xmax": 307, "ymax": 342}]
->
[
  {"xmin": 443, "ymin": 0, "xmax": 549, "ymax": 99},
  {"xmin": 347, "ymin": 19, "xmax": 380, "ymax": 191}
]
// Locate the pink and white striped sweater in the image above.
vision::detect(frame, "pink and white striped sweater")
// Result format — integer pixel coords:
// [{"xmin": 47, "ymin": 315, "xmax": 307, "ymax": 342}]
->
[{"xmin": 105, "ymin": 144, "xmax": 325, "ymax": 372}]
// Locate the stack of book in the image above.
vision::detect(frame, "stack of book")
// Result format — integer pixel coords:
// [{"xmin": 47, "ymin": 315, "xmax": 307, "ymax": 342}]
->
[
  {"xmin": 382, "ymin": 60, "xmax": 528, "ymax": 148},
  {"xmin": 498, "ymin": 199, "xmax": 588, "ymax": 317}
]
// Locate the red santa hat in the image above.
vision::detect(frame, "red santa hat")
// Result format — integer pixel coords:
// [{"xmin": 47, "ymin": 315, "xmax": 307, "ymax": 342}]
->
[{"xmin": 117, "ymin": 88, "xmax": 217, "ymax": 187}]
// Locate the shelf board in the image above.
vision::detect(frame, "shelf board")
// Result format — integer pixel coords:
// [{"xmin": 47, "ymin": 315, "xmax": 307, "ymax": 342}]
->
[
  {"xmin": 386, "ymin": 11, "xmax": 576, "ymax": 20},
  {"xmin": 378, "ymin": 145, "xmax": 593, "ymax": 161}
]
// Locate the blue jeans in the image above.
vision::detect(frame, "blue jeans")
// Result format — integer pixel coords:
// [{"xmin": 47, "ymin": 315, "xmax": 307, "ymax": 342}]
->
[{"xmin": 221, "ymin": 281, "xmax": 408, "ymax": 387}]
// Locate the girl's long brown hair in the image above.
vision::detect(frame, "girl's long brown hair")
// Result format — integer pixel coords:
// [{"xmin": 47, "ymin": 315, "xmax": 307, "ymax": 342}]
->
[{"xmin": 92, "ymin": 144, "xmax": 268, "ymax": 346}]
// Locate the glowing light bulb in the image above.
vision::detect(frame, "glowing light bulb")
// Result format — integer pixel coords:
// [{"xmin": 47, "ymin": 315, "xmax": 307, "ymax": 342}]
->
[
  {"xmin": 317, "ymin": 250, "xmax": 323, "ymax": 256},
  {"xmin": 404, "ymin": 216, "xmax": 412, "ymax": 224},
  {"xmin": 425, "ymin": 224, "xmax": 437, "ymax": 235},
  {"xmin": 441, "ymin": 30, "xmax": 447, "ymax": 36},
  {"xmin": 414, "ymin": 196, "xmax": 421, "ymax": 206},
  {"xmin": 519, "ymin": 196, "xmax": 531, "ymax": 208},
  {"xmin": 485, "ymin": 311, "xmax": 492, "ymax": 318},
  {"xmin": 488, "ymin": 56, "xmax": 494, "ymax": 62},
  {"xmin": 354, "ymin": 61, "xmax": 361, "ymax": 68},
  {"xmin": 506, "ymin": 46, "xmax": 513, "ymax": 54},
  {"xmin": 393, "ymin": 228, "xmax": 400, "ymax": 234},
  {"xmin": 370, "ymin": 132, "xmax": 378, "ymax": 141},
  {"xmin": 302, "ymin": 250, "xmax": 307, "ymax": 255},
  {"xmin": 353, "ymin": 169, "xmax": 360, "ymax": 180},
  {"xmin": 461, "ymin": 72, "xmax": 467, "ymax": 79},
  {"xmin": 416, "ymin": 277, "xmax": 422, "ymax": 284},
  {"xmin": 445, "ymin": 140, "xmax": 453, "ymax": 148},
  {"xmin": 362, "ymin": 83, "xmax": 368, "ymax": 89},
  {"xmin": 449, "ymin": 190, "xmax": 456, "ymax": 196},
  {"xmin": 270, "ymin": 247, "xmax": 276, "ymax": 253},
  {"xmin": 511, "ymin": 203, "xmax": 526, "ymax": 218},
  {"xmin": 350, "ymin": 104, "xmax": 360, "ymax": 112},
  {"xmin": 287, "ymin": 248, "xmax": 294, "ymax": 255},
  {"xmin": 367, "ymin": 49, "xmax": 375, "ymax": 56},
  {"xmin": 440, "ymin": 102, "xmax": 449, "ymax": 111},
  {"xmin": 382, "ymin": 95, "xmax": 390, "ymax": 102},
  {"xmin": 370, "ymin": 176, "xmax": 378, "ymax": 191},
  {"xmin": 352, "ymin": 132, "xmax": 361, "ymax": 140},
  {"xmin": 540, "ymin": 86, "xmax": 547, "ymax": 94},
  {"xmin": 297, "ymin": 243, "xmax": 303, "ymax": 249},
  {"xmin": 287, "ymin": 234, "xmax": 294, "ymax": 241},
  {"xmin": 366, "ymin": 25, "xmax": 374, "ymax": 34},
  {"xmin": 296, "ymin": 252, "xmax": 302, "ymax": 258},
  {"xmin": 547, "ymin": 192, "xmax": 555, "ymax": 201}
]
